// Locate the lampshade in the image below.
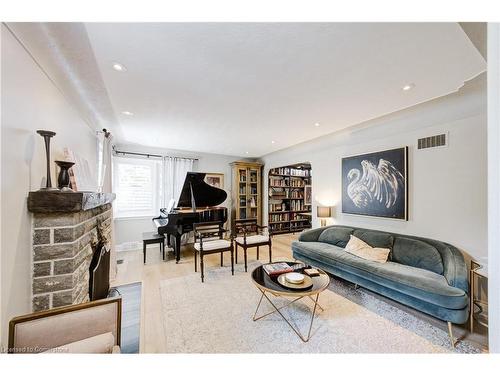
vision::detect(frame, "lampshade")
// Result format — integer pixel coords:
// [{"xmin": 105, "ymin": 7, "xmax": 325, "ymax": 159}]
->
[{"xmin": 317, "ymin": 206, "xmax": 332, "ymax": 218}]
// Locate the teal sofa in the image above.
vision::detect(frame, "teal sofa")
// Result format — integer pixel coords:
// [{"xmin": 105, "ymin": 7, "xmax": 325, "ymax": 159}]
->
[{"xmin": 292, "ymin": 225, "xmax": 469, "ymax": 341}]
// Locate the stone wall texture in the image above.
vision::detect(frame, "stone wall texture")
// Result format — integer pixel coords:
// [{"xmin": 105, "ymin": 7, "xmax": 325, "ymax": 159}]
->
[{"xmin": 31, "ymin": 204, "xmax": 112, "ymax": 311}]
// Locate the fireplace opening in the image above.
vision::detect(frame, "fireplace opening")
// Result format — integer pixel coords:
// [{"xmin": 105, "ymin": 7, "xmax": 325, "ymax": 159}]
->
[{"xmin": 89, "ymin": 240, "xmax": 110, "ymax": 300}]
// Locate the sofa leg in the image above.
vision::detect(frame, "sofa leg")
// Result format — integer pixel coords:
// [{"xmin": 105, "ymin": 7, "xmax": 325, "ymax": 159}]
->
[
  {"xmin": 354, "ymin": 283, "xmax": 359, "ymax": 290},
  {"xmin": 447, "ymin": 322, "xmax": 456, "ymax": 348}
]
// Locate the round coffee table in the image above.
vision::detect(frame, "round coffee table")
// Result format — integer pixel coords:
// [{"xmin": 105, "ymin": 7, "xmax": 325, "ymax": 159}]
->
[{"xmin": 251, "ymin": 261, "xmax": 330, "ymax": 342}]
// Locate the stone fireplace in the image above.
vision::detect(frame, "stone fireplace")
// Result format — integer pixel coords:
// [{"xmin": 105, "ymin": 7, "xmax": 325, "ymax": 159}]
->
[{"xmin": 28, "ymin": 191, "xmax": 115, "ymax": 312}]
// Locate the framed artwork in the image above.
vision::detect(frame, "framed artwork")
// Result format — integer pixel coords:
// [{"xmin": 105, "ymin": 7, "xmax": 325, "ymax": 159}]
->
[
  {"xmin": 204, "ymin": 173, "xmax": 224, "ymax": 189},
  {"xmin": 342, "ymin": 147, "xmax": 408, "ymax": 220},
  {"xmin": 304, "ymin": 185, "xmax": 312, "ymax": 206}
]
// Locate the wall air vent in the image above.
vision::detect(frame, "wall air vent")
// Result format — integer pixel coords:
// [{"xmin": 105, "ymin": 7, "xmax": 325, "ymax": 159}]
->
[{"xmin": 417, "ymin": 133, "xmax": 447, "ymax": 150}]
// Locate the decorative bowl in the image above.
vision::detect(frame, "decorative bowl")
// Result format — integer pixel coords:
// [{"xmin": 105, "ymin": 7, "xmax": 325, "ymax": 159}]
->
[{"xmin": 285, "ymin": 272, "xmax": 305, "ymax": 284}]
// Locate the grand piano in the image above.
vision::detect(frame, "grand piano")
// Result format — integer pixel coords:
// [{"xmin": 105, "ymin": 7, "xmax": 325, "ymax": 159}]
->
[{"xmin": 153, "ymin": 172, "xmax": 228, "ymax": 263}]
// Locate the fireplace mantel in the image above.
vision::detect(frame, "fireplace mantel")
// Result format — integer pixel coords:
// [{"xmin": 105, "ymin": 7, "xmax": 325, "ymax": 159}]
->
[{"xmin": 28, "ymin": 191, "xmax": 116, "ymax": 213}]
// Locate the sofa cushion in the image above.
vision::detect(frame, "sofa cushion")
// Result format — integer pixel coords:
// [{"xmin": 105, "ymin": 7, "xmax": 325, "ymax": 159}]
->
[
  {"xmin": 292, "ymin": 241, "xmax": 467, "ymax": 310},
  {"xmin": 344, "ymin": 235, "xmax": 390, "ymax": 263},
  {"xmin": 392, "ymin": 237, "xmax": 444, "ymax": 275},
  {"xmin": 353, "ymin": 229, "xmax": 394, "ymax": 250},
  {"xmin": 318, "ymin": 226, "xmax": 354, "ymax": 247}
]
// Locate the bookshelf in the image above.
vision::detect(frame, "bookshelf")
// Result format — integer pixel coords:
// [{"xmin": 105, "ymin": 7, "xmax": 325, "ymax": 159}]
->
[
  {"xmin": 231, "ymin": 161, "xmax": 263, "ymax": 232},
  {"xmin": 268, "ymin": 163, "xmax": 312, "ymax": 234}
]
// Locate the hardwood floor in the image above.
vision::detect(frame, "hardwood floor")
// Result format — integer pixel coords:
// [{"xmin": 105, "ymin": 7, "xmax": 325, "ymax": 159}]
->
[{"xmin": 112, "ymin": 233, "xmax": 299, "ymax": 353}]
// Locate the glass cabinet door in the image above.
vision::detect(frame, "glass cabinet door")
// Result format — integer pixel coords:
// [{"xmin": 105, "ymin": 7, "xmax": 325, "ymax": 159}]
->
[
  {"xmin": 248, "ymin": 167, "xmax": 259, "ymax": 220},
  {"xmin": 238, "ymin": 167, "xmax": 247, "ymax": 219}
]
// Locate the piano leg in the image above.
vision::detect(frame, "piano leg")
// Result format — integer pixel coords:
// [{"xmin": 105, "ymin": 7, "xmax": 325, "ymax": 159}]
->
[
  {"xmin": 220, "ymin": 252, "xmax": 223, "ymax": 267},
  {"xmin": 175, "ymin": 233, "xmax": 182, "ymax": 263},
  {"xmin": 167, "ymin": 234, "xmax": 171, "ymax": 248}
]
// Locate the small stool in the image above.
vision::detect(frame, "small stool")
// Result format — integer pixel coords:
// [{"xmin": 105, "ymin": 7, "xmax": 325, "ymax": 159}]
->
[{"xmin": 142, "ymin": 232, "xmax": 165, "ymax": 264}]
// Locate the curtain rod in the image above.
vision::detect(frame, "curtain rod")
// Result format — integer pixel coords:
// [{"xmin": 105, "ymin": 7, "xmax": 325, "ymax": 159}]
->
[{"xmin": 113, "ymin": 149, "xmax": 199, "ymax": 161}]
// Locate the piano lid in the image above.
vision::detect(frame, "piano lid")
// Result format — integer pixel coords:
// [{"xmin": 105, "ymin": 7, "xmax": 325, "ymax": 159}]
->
[{"xmin": 177, "ymin": 172, "xmax": 227, "ymax": 208}]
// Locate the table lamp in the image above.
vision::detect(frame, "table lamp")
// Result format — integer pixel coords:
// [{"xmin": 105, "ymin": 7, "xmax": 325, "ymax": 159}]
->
[{"xmin": 317, "ymin": 206, "xmax": 332, "ymax": 227}]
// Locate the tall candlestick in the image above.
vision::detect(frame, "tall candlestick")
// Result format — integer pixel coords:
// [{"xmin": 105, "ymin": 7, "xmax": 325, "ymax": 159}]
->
[{"xmin": 36, "ymin": 130, "xmax": 58, "ymax": 191}]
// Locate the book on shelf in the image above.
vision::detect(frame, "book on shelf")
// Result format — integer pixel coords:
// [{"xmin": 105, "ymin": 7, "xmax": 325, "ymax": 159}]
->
[{"xmin": 263, "ymin": 262, "xmax": 293, "ymax": 276}]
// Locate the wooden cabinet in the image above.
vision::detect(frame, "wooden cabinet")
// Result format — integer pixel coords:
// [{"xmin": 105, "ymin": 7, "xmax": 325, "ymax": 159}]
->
[{"xmin": 230, "ymin": 161, "xmax": 263, "ymax": 231}]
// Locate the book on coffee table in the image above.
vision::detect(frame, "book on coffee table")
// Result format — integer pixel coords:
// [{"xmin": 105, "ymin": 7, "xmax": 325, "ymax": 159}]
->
[
  {"xmin": 263, "ymin": 262, "xmax": 293, "ymax": 276},
  {"xmin": 304, "ymin": 268, "xmax": 320, "ymax": 277}
]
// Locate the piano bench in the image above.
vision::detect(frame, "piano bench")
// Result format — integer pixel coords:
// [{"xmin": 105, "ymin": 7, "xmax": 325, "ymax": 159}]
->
[{"xmin": 142, "ymin": 232, "xmax": 165, "ymax": 264}]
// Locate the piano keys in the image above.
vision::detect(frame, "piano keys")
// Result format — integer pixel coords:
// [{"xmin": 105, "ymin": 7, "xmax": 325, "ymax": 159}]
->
[{"xmin": 153, "ymin": 172, "xmax": 228, "ymax": 263}]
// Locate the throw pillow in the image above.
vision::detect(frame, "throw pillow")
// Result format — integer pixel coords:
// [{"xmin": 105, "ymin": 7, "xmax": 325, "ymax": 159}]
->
[{"xmin": 344, "ymin": 235, "xmax": 390, "ymax": 263}]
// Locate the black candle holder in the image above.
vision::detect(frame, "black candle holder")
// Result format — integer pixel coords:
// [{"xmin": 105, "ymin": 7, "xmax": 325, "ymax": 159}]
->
[
  {"xmin": 55, "ymin": 160, "xmax": 75, "ymax": 192},
  {"xmin": 36, "ymin": 130, "xmax": 59, "ymax": 191}
]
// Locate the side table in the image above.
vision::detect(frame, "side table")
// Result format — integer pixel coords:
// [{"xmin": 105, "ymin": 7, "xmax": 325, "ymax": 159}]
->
[{"xmin": 470, "ymin": 259, "xmax": 488, "ymax": 334}]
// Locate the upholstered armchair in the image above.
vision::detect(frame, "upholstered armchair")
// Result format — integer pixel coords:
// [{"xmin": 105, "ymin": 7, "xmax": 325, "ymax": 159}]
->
[
  {"xmin": 8, "ymin": 296, "xmax": 122, "ymax": 354},
  {"xmin": 234, "ymin": 218, "xmax": 272, "ymax": 272}
]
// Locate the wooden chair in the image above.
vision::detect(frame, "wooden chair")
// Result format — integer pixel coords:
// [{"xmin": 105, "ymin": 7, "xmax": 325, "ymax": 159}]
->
[
  {"xmin": 234, "ymin": 218, "xmax": 272, "ymax": 272},
  {"xmin": 193, "ymin": 221, "xmax": 234, "ymax": 282}
]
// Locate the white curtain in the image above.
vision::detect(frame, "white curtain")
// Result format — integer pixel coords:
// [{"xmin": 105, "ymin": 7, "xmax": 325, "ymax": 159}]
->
[
  {"xmin": 97, "ymin": 132, "xmax": 117, "ymax": 280},
  {"xmin": 162, "ymin": 157, "xmax": 195, "ymax": 207}
]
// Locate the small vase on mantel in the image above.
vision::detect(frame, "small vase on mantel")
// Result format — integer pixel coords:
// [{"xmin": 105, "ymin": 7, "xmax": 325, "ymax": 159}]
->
[{"xmin": 55, "ymin": 160, "xmax": 75, "ymax": 192}]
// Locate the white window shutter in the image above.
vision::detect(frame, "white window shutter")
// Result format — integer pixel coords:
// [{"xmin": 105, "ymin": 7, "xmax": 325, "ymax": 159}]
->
[{"xmin": 112, "ymin": 157, "xmax": 162, "ymax": 218}]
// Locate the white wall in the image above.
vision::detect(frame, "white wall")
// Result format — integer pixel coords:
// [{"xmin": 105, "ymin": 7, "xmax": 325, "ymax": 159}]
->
[
  {"xmin": 260, "ymin": 75, "xmax": 487, "ymax": 263},
  {"xmin": 487, "ymin": 22, "xmax": 500, "ymax": 353},
  {"xmin": 0, "ymin": 25, "xmax": 98, "ymax": 347},
  {"xmin": 113, "ymin": 143, "xmax": 250, "ymax": 248}
]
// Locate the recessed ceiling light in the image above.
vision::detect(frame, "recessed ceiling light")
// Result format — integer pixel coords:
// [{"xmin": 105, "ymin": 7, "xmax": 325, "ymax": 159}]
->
[
  {"xmin": 121, "ymin": 111, "xmax": 134, "ymax": 116},
  {"xmin": 271, "ymin": 140, "xmax": 275, "ymax": 144},
  {"xmin": 315, "ymin": 123, "xmax": 320, "ymax": 127},
  {"xmin": 245, "ymin": 151, "xmax": 249, "ymax": 154},
  {"xmin": 402, "ymin": 83, "xmax": 415, "ymax": 91},
  {"xmin": 112, "ymin": 63, "xmax": 127, "ymax": 72}
]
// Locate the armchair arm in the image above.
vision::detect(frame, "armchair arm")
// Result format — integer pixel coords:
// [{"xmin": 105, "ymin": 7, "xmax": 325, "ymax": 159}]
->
[
  {"xmin": 441, "ymin": 244, "xmax": 469, "ymax": 292},
  {"xmin": 298, "ymin": 227, "xmax": 328, "ymax": 242}
]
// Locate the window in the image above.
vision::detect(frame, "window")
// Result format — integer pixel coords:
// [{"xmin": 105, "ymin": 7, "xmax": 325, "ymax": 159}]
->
[{"xmin": 113, "ymin": 157, "xmax": 162, "ymax": 218}]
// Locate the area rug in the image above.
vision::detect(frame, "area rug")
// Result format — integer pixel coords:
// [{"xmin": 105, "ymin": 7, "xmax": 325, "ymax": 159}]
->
[{"xmin": 159, "ymin": 262, "xmax": 450, "ymax": 353}]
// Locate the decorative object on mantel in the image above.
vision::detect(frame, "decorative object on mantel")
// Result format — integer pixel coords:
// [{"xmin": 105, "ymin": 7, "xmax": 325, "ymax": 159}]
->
[
  {"xmin": 36, "ymin": 130, "xmax": 58, "ymax": 191},
  {"xmin": 63, "ymin": 147, "xmax": 97, "ymax": 192},
  {"xmin": 317, "ymin": 206, "xmax": 332, "ymax": 227},
  {"xmin": 55, "ymin": 160, "xmax": 75, "ymax": 192},
  {"xmin": 28, "ymin": 191, "xmax": 116, "ymax": 213}
]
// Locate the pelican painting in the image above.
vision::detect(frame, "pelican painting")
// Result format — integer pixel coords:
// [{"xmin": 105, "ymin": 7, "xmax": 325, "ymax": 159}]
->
[{"xmin": 342, "ymin": 147, "xmax": 408, "ymax": 220}]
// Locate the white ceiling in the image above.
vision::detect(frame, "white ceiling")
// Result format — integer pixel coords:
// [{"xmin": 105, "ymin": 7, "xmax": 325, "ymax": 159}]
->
[{"xmin": 10, "ymin": 23, "xmax": 487, "ymax": 157}]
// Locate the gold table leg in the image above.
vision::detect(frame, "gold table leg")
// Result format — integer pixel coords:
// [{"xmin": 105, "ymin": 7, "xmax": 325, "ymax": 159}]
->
[{"xmin": 252, "ymin": 290, "xmax": 323, "ymax": 342}]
